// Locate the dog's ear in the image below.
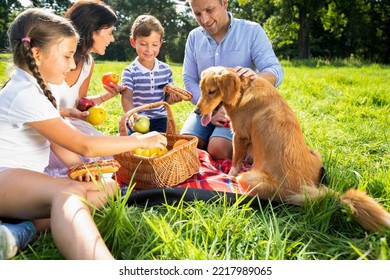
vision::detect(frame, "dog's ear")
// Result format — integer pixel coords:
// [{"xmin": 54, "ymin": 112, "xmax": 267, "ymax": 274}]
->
[{"xmin": 216, "ymin": 71, "xmax": 241, "ymax": 105}]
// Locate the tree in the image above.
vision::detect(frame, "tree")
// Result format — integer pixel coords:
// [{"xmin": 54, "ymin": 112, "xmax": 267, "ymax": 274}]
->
[
  {"xmin": 104, "ymin": 0, "xmax": 196, "ymax": 62},
  {"xmin": 30, "ymin": 0, "xmax": 72, "ymax": 15},
  {"xmin": 235, "ymin": 0, "xmax": 390, "ymax": 63},
  {"xmin": 2, "ymin": 0, "xmax": 389, "ymax": 63},
  {"xmin": 0, "ymin": 1, "xmax": 23, "ymax": 52}
]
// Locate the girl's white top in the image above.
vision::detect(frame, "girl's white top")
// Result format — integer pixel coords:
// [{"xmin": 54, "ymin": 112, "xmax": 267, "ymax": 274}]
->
[
  {"xmin": 0, "ymin": 68, "xmax": 60, "ymax": 172},
  {"xmin": 50, "ymin": 54, "xmax": 93, "ymax": 108}
]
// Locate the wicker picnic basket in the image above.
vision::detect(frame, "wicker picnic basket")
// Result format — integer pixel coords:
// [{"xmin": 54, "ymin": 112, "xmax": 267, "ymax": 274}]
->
[{"xmin": 114, "ymin": 101, "xmax": 200, "ymax": 189}]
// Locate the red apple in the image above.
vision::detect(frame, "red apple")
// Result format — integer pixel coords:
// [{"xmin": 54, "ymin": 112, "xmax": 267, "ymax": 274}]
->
[
  {"xmin": 102, "ymin": 72, "xmax": 119, "ymax": 87},
  {"xmin": 76, "ymin": 97, "xmax": 95, "ymax": 111}
]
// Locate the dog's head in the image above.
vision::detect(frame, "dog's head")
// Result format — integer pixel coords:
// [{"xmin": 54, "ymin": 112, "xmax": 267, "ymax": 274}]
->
[{"xmin": 195, "ymin": 66, "xmax": 241, "ymax": 126}]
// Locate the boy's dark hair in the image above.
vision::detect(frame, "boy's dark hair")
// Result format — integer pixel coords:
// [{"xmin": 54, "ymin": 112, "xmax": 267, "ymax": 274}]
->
[
  {"xmin": 131, "ymin": 15, "xmax": 164, "ymax": 40},
  {"xmin": 65, "ymin": 0, "xmax": 117, "ymax": 66},
  {"xmin": 8, "ymin": 8, "xmax": 78, "ymax": 108}
]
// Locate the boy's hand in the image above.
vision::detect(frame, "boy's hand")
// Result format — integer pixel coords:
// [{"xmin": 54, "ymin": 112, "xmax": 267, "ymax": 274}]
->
[{"xmin": 165, "ymin": 92, "xmax": 181, "ymax": 104}]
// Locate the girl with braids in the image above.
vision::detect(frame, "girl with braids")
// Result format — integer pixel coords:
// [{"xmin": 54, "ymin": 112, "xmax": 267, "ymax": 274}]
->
[
  {"xmin": 46, "ymin": 0, "xmax": 125, "ymax": 177},
  {"xmin": 0, "ymin": 8, "xmax": 167, "ymax": 259}
]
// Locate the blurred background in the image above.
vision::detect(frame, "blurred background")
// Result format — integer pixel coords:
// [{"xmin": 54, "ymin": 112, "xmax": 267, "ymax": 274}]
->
[{"xmin": 1, "ymin": 0, "xmax": 389, "ymax": 64}]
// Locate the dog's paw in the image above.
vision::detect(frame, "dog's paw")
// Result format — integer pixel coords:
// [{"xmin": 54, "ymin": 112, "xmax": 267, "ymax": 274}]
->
[{"xmin": 228, "ymin": 167, "xmax": 239, "ymax": 177}]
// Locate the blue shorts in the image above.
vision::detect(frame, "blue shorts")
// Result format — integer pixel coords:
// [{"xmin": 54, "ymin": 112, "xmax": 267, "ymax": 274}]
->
[{"xmin": 180, "ymin": 111, "xmax": 232, "ymax": 142}]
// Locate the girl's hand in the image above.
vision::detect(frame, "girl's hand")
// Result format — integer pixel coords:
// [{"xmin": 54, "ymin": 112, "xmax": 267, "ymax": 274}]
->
[
  {"xmin": 73, "ymin": 172, "xmax": 102, "ymax": 182},
  {"xmin": 132, "ymin": 131, "xmax": 167, "ymax": 150}
]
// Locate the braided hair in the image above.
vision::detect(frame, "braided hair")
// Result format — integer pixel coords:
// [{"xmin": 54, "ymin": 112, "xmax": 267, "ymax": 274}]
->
[{"xmin": 7, "ymin": 8, "xmax": 78, "ymax": 108}]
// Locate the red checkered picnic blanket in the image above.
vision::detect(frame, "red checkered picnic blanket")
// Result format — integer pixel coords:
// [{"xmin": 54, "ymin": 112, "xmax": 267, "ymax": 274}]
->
[
  {"xmin": 176, "ymin": 149, "xmax": 250, "ymax": 193},
  {"xmin": 117, "ymin": 149, "xmax": 251, "ymax": 193}
]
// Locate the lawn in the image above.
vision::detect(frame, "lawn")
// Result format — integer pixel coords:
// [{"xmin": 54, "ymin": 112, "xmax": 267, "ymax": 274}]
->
[{"xmin": 1, "ymin": 56, "xmax": 389, "ymax": 260}]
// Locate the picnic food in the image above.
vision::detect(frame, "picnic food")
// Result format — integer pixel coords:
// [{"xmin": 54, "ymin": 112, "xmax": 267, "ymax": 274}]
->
[
  {"xmin": 163, "ymin": 84, "xmax": 193, "ymax": 101},
  {"xmin": 133, "ymin": 115, "xmax": 150, "ymax": 133},
  {"xmin": 86, "ymin": 106, "xmax": 106, "ymax": 125},
  {"xmin": 158, "ymin": 147, "xmax": 169, "ymax": 156},
  {"xmin": 173, "ymin": 139, "xmax": 188, "ymax": 148},
  {"xmin": 114, "ymin": 101, "xmax": 200, "ymax": 189},
  {"xmin": 133, "ymin": 147, "xmax": 169, "ymax": 158},
  {"xmin": 102, "ymin": 72, "xmax": 119, "ymax": 87},
  {"xmin": 76, "ymin": 97, "xmax": 95, "ymax": 111},
  {"xmin": 67, "ymin": 159, "xmax": 120, "ymax": 180}
]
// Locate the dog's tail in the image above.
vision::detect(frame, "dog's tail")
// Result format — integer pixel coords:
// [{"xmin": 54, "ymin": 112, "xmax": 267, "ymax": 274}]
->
[{"xmin": 287, "ymin": 186, "xmax": 390, "ymax": 231}]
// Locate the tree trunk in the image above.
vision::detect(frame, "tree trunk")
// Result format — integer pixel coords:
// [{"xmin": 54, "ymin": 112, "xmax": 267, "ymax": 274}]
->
[{"xmin": 298, "ymin": 6, "xmax": 311, "ymax": 59}]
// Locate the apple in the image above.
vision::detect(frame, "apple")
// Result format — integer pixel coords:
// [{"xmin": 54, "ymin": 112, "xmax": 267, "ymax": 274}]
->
[
  {"xmin": 158, "ymin": 147, "xmax": 169, "ymax": 156},
  {"xmin": 133, "ymin": 148, "xmax": 144, "ymax": 156},
  {"xmin": 133, "ymin": 147, "xmax": 169, "ymax": 158},
  {"xmin": 76, "ymin": 97, "xmax": 95, "ymax": 111},
  {"xmin": 149, "ymin": 147, "xmax": 160, "ymax": 158},
  {"xmin": 86, "ymin": 106, "xmax": 106, "ymax": 125},
  {"xmin": 133, "ymin": 115, "xmax": 150, "ymax": 133},
  {"xmin": 102, "ymin": 72, "xmax": 119, "ymax": 87},
  {"xmin": 173, "ymin": 139, "xmax": 188, "ymax": 148}
]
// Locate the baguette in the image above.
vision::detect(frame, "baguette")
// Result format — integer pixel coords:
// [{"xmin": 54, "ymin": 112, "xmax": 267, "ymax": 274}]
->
[
  {"xmin": 163, "ymin": 84, "xmax": 192, "ymax": 101},
  {"xmin": 67, "ymin": 159, "xmax": 120, "ymax": 180}
]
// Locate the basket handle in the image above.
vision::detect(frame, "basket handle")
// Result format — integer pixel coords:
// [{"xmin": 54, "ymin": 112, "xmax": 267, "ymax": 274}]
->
[{"xmin": 118, "ymin": 101, "xmax": 177, "ymax": 136}]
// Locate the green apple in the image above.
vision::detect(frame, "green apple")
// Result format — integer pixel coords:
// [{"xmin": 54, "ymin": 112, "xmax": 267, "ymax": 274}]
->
[{"xmin": 133, "ymin": 115, "xmax": 150, "ymax": 133}]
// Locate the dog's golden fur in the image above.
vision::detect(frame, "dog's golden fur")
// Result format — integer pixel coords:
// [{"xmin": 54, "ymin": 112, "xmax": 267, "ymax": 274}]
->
[{"xmin": 196, "ymin": 66, "xmax": 390, "ymax": 231}]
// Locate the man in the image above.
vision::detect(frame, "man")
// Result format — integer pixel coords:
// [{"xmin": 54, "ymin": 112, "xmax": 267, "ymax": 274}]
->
[{"xmin": 181, "ymin": 0, "xmax": 284, "ymax": 160}]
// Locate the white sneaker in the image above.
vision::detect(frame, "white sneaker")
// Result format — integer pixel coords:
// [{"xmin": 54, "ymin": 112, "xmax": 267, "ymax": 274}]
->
[
  {"xmin": 0, "ymin": 221, "xmax": 36, "ymax": 260},
  {"xmin": 0, "ymin": 224, "xmax": 18, "ymax": 260}
]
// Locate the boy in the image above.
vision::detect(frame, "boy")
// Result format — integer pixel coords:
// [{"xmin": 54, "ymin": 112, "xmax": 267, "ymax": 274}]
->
[{"xmin": 121, "ymin": 15, "xmax": 181, "ymax": 133}]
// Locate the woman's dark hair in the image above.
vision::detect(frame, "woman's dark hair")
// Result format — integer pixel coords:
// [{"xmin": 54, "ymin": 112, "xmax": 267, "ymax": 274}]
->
[
  {"xmin": 8, "ymin": 8, "xmax": 78, "ymax": 108},
  {"xmin": 64, "ymin": 0, "xmax": 117, "ymax": 66}
]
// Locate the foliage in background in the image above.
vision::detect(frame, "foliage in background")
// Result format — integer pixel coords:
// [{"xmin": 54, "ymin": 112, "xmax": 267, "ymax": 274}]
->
[
  {"xmin": 0, "ymin": 0, "xmax": 22, "ymax": 53},
  {"xmin": 102, "ymin": 0, "xmax": 195, "ymax": 63},
  {"xmin": 1, "ymin": 0, "xmax": 389, "ymax": 63},
  {"xmin": 236, "ymin": 0, "xmax": 390, "ymax": 62}
]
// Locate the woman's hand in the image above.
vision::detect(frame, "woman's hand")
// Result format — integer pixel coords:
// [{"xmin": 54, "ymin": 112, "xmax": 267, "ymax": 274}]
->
[
  {"xmin": 69, "ymin": 108, "xmax": 89, "ymax": 119},
  {"xmin": 59, "ymin": 107, "xmax": 89, "ymax": 119},
  {"xmin": 103, "ymin": 84, "xmax": 127, "ymax": 97},
  {"xmin": 92, "ymin": 84, "xmax": 128, "ymax": 106}
]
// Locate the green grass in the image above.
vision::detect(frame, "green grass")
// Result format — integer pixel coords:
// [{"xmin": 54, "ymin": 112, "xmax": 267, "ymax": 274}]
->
[{"xmin": 1, "ymin": 57, "xmax": 389, "ymax": 260}]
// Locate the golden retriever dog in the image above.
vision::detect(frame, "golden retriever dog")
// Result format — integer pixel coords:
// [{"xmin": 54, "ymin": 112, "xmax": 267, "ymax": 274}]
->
[{"xmin": 195, "ymin": 66, "xmax": 390, "ymax": 231}]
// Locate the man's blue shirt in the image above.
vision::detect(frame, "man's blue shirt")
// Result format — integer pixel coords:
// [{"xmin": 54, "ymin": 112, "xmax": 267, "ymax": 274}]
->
[{"xmin": 183, "ymin": 13, "xmax": 284, "ymax": 104}]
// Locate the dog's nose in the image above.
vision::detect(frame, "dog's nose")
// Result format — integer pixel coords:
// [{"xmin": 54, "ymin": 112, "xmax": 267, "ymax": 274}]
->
[{"xmin": 193, "ymin": 107, "xmax": 201, "ymax": 115}]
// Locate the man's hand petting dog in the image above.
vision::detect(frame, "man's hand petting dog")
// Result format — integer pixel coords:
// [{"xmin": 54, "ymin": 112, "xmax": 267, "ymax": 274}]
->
[{"xmin": 234, "ymin": 66, "xmax": 257, "ymax": 79}]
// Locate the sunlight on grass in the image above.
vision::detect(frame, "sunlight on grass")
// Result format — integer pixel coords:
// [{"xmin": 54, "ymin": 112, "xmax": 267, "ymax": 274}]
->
[{"xmin": 1, "ymin": 58, "xmax": 389, "ymax": 260}]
